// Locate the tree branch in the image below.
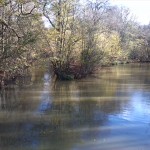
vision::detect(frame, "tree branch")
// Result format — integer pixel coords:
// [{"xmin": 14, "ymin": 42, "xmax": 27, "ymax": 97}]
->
[
  {"xmin": 20, "ymin": 4, "xmax": 36, "ymax": 15},
  {"xmin": 43, "ymin": 2, "xmax": 56, "ymax": 29},
  {"xmin": 0, "ymin": 18, "xmax": 21, "ymax": 38}
]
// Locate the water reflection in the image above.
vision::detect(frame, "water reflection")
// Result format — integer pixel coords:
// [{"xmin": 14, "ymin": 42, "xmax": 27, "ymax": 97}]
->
[
  {"xmin": 37, "ymin": 72, "xmax": 52, "ymax": 113},
  {"xmin": 0, "ymin": 86, "xmax": 19, "ymax": 110},
  {"xmin": 0, "ymin": 64, "xmax": 150, "ymax": 150}
]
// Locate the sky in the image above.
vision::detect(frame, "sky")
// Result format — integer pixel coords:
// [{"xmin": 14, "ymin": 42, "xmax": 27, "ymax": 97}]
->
[{"xmin": 111, "ymin": 0, "xmax": 150, "ymax": 25}]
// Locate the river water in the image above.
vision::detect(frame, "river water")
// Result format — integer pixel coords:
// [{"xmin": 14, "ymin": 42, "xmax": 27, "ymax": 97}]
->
[{"xmin": 0, "ymin": 64, "xmax": 150, "ymax": 150}]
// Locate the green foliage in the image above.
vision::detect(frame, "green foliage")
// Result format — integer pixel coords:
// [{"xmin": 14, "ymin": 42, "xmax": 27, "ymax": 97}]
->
[
  {"xmin": 0, "ymin": 0, "xmax": 43, "ymax": 84},
  {"xmin": 41, "ymin": 0, "xmax": 150, "ymax": 80},
  {"xmin": 1, "ymin": 0, "xmax": 150, "ymax": 84}
]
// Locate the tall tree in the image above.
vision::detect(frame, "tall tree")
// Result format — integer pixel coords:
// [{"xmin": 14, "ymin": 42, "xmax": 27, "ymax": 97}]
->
[
  {"xmin": 0, "ymin": 0, "xmax": 40, "ymax": 83},
  {"xmin": 40, "ymin": 0, "xmax": 80, "ymax": 79},
  {"xmin": 79, "ymin": 0, "xmax": 109, "ymax": 73}
]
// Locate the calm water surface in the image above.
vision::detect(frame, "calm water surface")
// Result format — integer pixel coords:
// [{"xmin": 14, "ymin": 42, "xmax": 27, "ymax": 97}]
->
[{"xmin": 0, "ymin": 64, "xmax": 150, "ymax": 150}]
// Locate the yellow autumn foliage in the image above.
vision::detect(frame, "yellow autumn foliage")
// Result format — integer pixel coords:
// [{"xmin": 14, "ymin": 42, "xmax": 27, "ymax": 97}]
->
[{"xmin": 98, "ymin": 31, "xmax": 126, "ymax": 64}]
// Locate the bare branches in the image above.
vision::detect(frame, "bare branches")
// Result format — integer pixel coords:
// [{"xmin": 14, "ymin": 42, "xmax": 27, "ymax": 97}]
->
[
  {"xmin": 0, "ymin": 18, "xmax": 8, "ymax": 27},
  {"xmin": 43, "ymin": 2, "xmax": 56, "ymax": 29},
  {"xmin": 20, "ymin": 4, "xmax": 36, "ymax": 15},
  {"xmin": 0, "ymin": 18, "xmax": 21, "ymax": 38}
]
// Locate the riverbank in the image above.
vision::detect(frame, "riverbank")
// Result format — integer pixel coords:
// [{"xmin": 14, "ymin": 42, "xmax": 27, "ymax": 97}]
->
[
  {"xmin": 0, "ymin": 68, "xmax": 30, "ymax": 89},
  {"xmin": 0, "ymin": 60, "xmax": 150, "ymax": 88}
]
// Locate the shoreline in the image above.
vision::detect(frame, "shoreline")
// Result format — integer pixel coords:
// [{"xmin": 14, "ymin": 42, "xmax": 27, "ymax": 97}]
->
[{"xmin": 0, "ymin": 61, "xmax": 150, "ymax": 88}]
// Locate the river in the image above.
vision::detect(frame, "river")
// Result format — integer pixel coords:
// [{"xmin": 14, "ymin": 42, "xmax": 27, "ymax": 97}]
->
[{"xmin": 0, "ymin": 64, "xmax": 150, "ymax": 150}]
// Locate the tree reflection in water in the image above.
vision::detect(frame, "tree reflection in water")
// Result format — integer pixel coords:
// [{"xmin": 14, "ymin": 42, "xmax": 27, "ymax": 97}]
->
[
  {"xmin": 0, "ymin": 64, "xmax": 150, "ymax": 150},
  {"xmin": 37, "ymin": 72, "xmax": 52, "ymax": 113}
]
